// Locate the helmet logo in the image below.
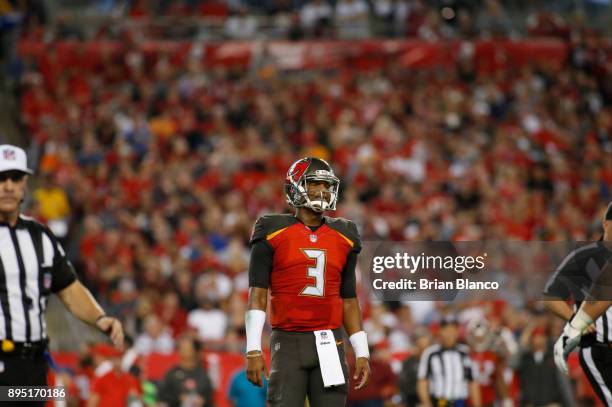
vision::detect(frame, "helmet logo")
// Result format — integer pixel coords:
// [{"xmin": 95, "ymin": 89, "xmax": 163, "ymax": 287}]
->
[{"xmin": 287, "ymin": 159, "xmax": 310, "ymax": 183}]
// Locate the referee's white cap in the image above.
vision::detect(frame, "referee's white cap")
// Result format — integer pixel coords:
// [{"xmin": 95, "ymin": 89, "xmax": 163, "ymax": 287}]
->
[{"xmin": 0, "ymin": 145, "xmax": 33, "ymax": 174}]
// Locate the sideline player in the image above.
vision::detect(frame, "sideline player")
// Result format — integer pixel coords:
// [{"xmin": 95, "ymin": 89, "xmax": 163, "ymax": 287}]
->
[
  {"xmin": 244, "ymin": 157, "xmax": 370, "ymax": 406},
  {"xmin": 467, "ymin": 319, "xmax": 513, "ymax": 407}
]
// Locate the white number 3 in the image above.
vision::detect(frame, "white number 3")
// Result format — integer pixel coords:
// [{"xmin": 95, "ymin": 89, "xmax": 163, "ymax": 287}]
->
[{"xmin": 300, "ymin": 249, "xmax": 326, "ymax": 297}]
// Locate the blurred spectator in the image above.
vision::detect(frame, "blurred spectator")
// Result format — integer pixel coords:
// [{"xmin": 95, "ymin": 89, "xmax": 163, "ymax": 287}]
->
[
  {"xmin": 156, "ymin": 291, "xmax": 189, "ymax": 338},
  {"xmin": 187, "ymin": 298, "xmax": 228, "ymax": 342},
  {"xmin": 134, "ymin": 314, "xmax": 175, "ymax": 355},
  {"xmin": 364, "ymin": 303, "xmax": 398, "ymax": 346},
  {"xmin": 371, "ymin": 0, "xmax": 410, "ymax": 37},
  {"xmin": 477, "ymin": 0, "xmax": 513, "ymax": 38},
  {"xmin": 300, "ymin": 0, "xmax": 333, "ymax": 37},
  {"xmin": 388, "ymin": 305, "xmax": 415, "ymax": 352},
  {"xmin": 516, "ymin": 326, "xmax": 567, "ymax": 407},
  {"xmin": 33, "ymin": 172, "xmax": 71, "ymax": 238},
  {"xmin": 48, "ymin": 367, "xmax": 80, "ymax": 406},
  {"xmin": 398, "ymin": 327, "xmax": 432, "ymax": 407},
  {"xmin": 157, "ymin": 335, "xmax": 215, "ymax": 407},
  {"xmin": 417, "ymin": 8, "xmax": 453, "ymax": 41},
  {"xmin": 88, "ymin": 345, "xmax": 141, "ymax": 407},
  {"xmin": 224, "ymin": 6, "xmax": 258, "ymax": 39},
  {"xmin": 348, "ymin": 345, "xmax": 397, "ymax": 407},
  {"xmin": 228, "ymin": 368, "xmax": 267, "ymax": 407},
  {"xmin": 335, "ymin": 0, "xmax": 370, "ymax": 39}
]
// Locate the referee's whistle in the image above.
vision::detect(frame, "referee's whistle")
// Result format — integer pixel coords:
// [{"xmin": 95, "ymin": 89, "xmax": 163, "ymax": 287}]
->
[{"xmin": 1, "ymin": 339, "xmax": 14, "ymax": 352}]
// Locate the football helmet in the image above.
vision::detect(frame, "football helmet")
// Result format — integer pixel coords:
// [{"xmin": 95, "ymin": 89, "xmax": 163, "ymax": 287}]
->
[
  {"xmin": 467, "ymin": 318, "xmax": 493, "ymax": 352},
  {"xmin": 284, "ymin": 157, "xmax": 340, "ymax": 212}
]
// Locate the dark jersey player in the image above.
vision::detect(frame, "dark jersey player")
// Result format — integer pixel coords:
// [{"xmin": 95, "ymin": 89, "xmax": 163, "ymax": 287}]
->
[{"xmin": 245, "ymin": 157, "xmax": 371, "ymax": 406}]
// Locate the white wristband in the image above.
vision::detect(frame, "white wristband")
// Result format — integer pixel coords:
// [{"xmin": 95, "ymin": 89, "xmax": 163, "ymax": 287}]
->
[
  {"xmin": 349, "ymin": 331, "xmax": 370, "ymax": 359},
  {"xmin": 571, "ymin": 308, "xmax": 594, "ymax": 333},
  {"xmin": 245, "ymin": 310, "xmax": 266, "ymax": 353}
]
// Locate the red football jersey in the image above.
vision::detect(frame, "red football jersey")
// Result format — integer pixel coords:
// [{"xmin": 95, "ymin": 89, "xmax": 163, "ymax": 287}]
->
[
  {"xmin": 471, "ymin": 350, "xmax": 500, "ymax": 406},
  {"xmin": 251, "ymin": 215, "xmax": 360, "ymax": 332}
]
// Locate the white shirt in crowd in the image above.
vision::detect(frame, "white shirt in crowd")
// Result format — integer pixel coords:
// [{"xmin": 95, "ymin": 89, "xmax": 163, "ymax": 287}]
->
[
  {"xmin": 188, "ymin": 308, "xmax": 228, "ymax": 342},
  {"xmin": 225, "ymin": 13, "xmax": 258, "ymax": 39},
  {"xmin": 335, "ymin": 0, "xmax": 370, "ymax": 39},
  {"xmin": 134, "ymin": 330, "xmax": 175, "ymax": 355},
  {"xmin": 301, "ymin": 0, "xmax": 333, "ymax": 29}
]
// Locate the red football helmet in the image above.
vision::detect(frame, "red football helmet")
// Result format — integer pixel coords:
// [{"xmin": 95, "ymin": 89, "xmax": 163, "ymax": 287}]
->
[{"xmin": 284, "ymin": 157, "xmax": 340, "ymax": 212}]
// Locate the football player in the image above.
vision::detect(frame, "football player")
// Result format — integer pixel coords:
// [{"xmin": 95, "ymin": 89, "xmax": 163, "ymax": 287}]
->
[
  {"xmin": 467, "ymin": 319, "xmax": 513, "ymax": 407},
  {"xmin": 244, "ymin": 157, "xmax": 370, "ymax": 406}
]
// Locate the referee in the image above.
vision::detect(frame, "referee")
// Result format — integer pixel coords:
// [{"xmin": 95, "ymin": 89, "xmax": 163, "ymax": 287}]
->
[
  {"xmin": 0, "ymin": 145, "xmax": 124, "ymax": 404},
  {"xmin": 417, "ymin": 314, "xmax": 482, "ymax": 407},
  {"xmin": 544, "ymin": 201, "xmax": 612, "ymax": 406}
]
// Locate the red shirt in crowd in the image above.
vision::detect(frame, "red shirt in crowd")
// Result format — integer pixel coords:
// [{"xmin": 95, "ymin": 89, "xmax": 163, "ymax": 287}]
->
[{"xmin": 90, "ymin": 370, "xmax": 141, "ymax": 406}]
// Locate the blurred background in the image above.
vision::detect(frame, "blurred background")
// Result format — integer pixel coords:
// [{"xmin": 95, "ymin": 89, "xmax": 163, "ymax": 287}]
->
[{"xmin": 1, "ymin": 0, "xmax": 611, "ymax": 406}]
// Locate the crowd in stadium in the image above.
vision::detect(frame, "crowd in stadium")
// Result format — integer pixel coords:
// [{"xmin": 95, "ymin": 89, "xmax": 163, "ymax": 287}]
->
[
  {"xmin": 2, "ymin": 0, "xmax": 611, "ymax": 406},
  {"xmin": 5, "ymin": 0, "xmax": 602, "ymax": 42}
]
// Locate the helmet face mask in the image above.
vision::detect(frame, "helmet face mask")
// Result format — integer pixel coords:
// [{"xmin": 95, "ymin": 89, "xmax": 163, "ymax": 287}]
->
[{"xmin": 285, "ymin": 158, "xmax": 340, "ymax": 213}]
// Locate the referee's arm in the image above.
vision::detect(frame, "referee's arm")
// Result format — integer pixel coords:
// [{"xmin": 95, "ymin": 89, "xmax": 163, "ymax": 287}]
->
[
  {"xmin": 49, "ymin": 232, "xmax": 124, "ymax": 349},
  {"xmin": 542, "ymin": 249, "xmax": 580, "ymax": 321},
  {"xmin": 416, "ymin": 379, "xmax": 432, "ymax": 407},
  {"xmin": 57, "ymin": 281, "xmax": 124, "ymax": 349}
]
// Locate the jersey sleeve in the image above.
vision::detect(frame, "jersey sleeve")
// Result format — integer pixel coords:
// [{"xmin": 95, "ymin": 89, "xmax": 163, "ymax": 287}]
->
[
  {"xmin": 589, "ymin": 257, "xmax": 612, "ymax": 300},
  {"xmin": 44, "ymin": 229, "xmax": 77, "ymax": 293},
  {"xmin": 326, "ymin": 217, "xmax": 362, "ymax": 253},
  {"xmin": 249, "ymin": 215, "xmax": 295, "ymax": 246},
  {"xmin": 249, "ymin": 216, "xmax": 270, "ymax": 246},
  {"xmin": 249, "ymin": 215, "xmax": 296, "ymax": 288},
  {"xmin": 248, "ymin": 240, "xmax": 274, "ymax": 289},
  {"xmin": 348, "ymin": 221, "xmax": 362, "ymax": 254},
  {"xmin": 542, "ymin": 248, "xmax": 588, "ymax": 300},
  {"xmin": 340, "ymin": 250, "xmax": 357, "ymax": 298}
]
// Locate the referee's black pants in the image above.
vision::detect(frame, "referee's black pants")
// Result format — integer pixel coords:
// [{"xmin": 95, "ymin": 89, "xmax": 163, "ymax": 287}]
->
[
  {"xmin": 579, "ymin": 345, "xmax": 612, "ymax": 407},
  {"xmin": 0, "ymin": 352, "xmax": 48, "ymax": 407}
]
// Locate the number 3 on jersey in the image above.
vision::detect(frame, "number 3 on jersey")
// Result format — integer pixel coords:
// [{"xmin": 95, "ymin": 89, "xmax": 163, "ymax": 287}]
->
[{"xmin": 300, "ymin": 249, "xmax": 326, "ymax": 297}]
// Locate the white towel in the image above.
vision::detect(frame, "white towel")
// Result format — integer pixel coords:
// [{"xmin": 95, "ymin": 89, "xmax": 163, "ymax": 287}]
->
[{"xmin": 314, "ymin": 330, "xmax": 346, "ymax": 387}]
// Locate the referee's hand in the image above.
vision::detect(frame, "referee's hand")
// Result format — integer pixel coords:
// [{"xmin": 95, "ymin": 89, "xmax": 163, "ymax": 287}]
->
[{"xmin": 96, "ymin": 316, "xmax": 125, "ymax": 350}]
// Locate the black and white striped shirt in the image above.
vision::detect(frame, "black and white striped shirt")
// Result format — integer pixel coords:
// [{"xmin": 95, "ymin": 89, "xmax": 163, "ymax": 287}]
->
[
  {"xmin": 417, "ymin": 343, "xmax": 475, "ymax": 400},
  {"xmin": 0, "ymin": 215, "xmax": 76, "ymax": 342},
  {"xmin": 543, "ymin": 241, "xmax": 612, "ymax": 343}
]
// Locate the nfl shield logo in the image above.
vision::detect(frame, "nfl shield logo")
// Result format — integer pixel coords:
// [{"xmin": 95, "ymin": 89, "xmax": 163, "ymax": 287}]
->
[
  {"xmin": 310, "ymin": 234, "xmax": 317, "ymax": 243},
  {"xmin": 321, "ymin": 332, "xmax": 328, "ymax": 339},
  {"xmin": 2, "ymin": 149, "xmax": 15, "ymax": 161}
]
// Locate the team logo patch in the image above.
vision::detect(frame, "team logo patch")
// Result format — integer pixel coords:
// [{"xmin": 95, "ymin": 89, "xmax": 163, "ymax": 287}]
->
[
  {"xmin": 43, "ymin": 272, "xmax": 52, "ymax": 290},
  {"xmin": 310, "ymin": 234, "xmax": 318, "ymax": 243},
  {"xmin": 2, "ymin": 149, "xmax": 15, "ymax": 161},
  {"xmin": 287, "ymin": 159, "xmax": 310, "ymax": 183}
]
